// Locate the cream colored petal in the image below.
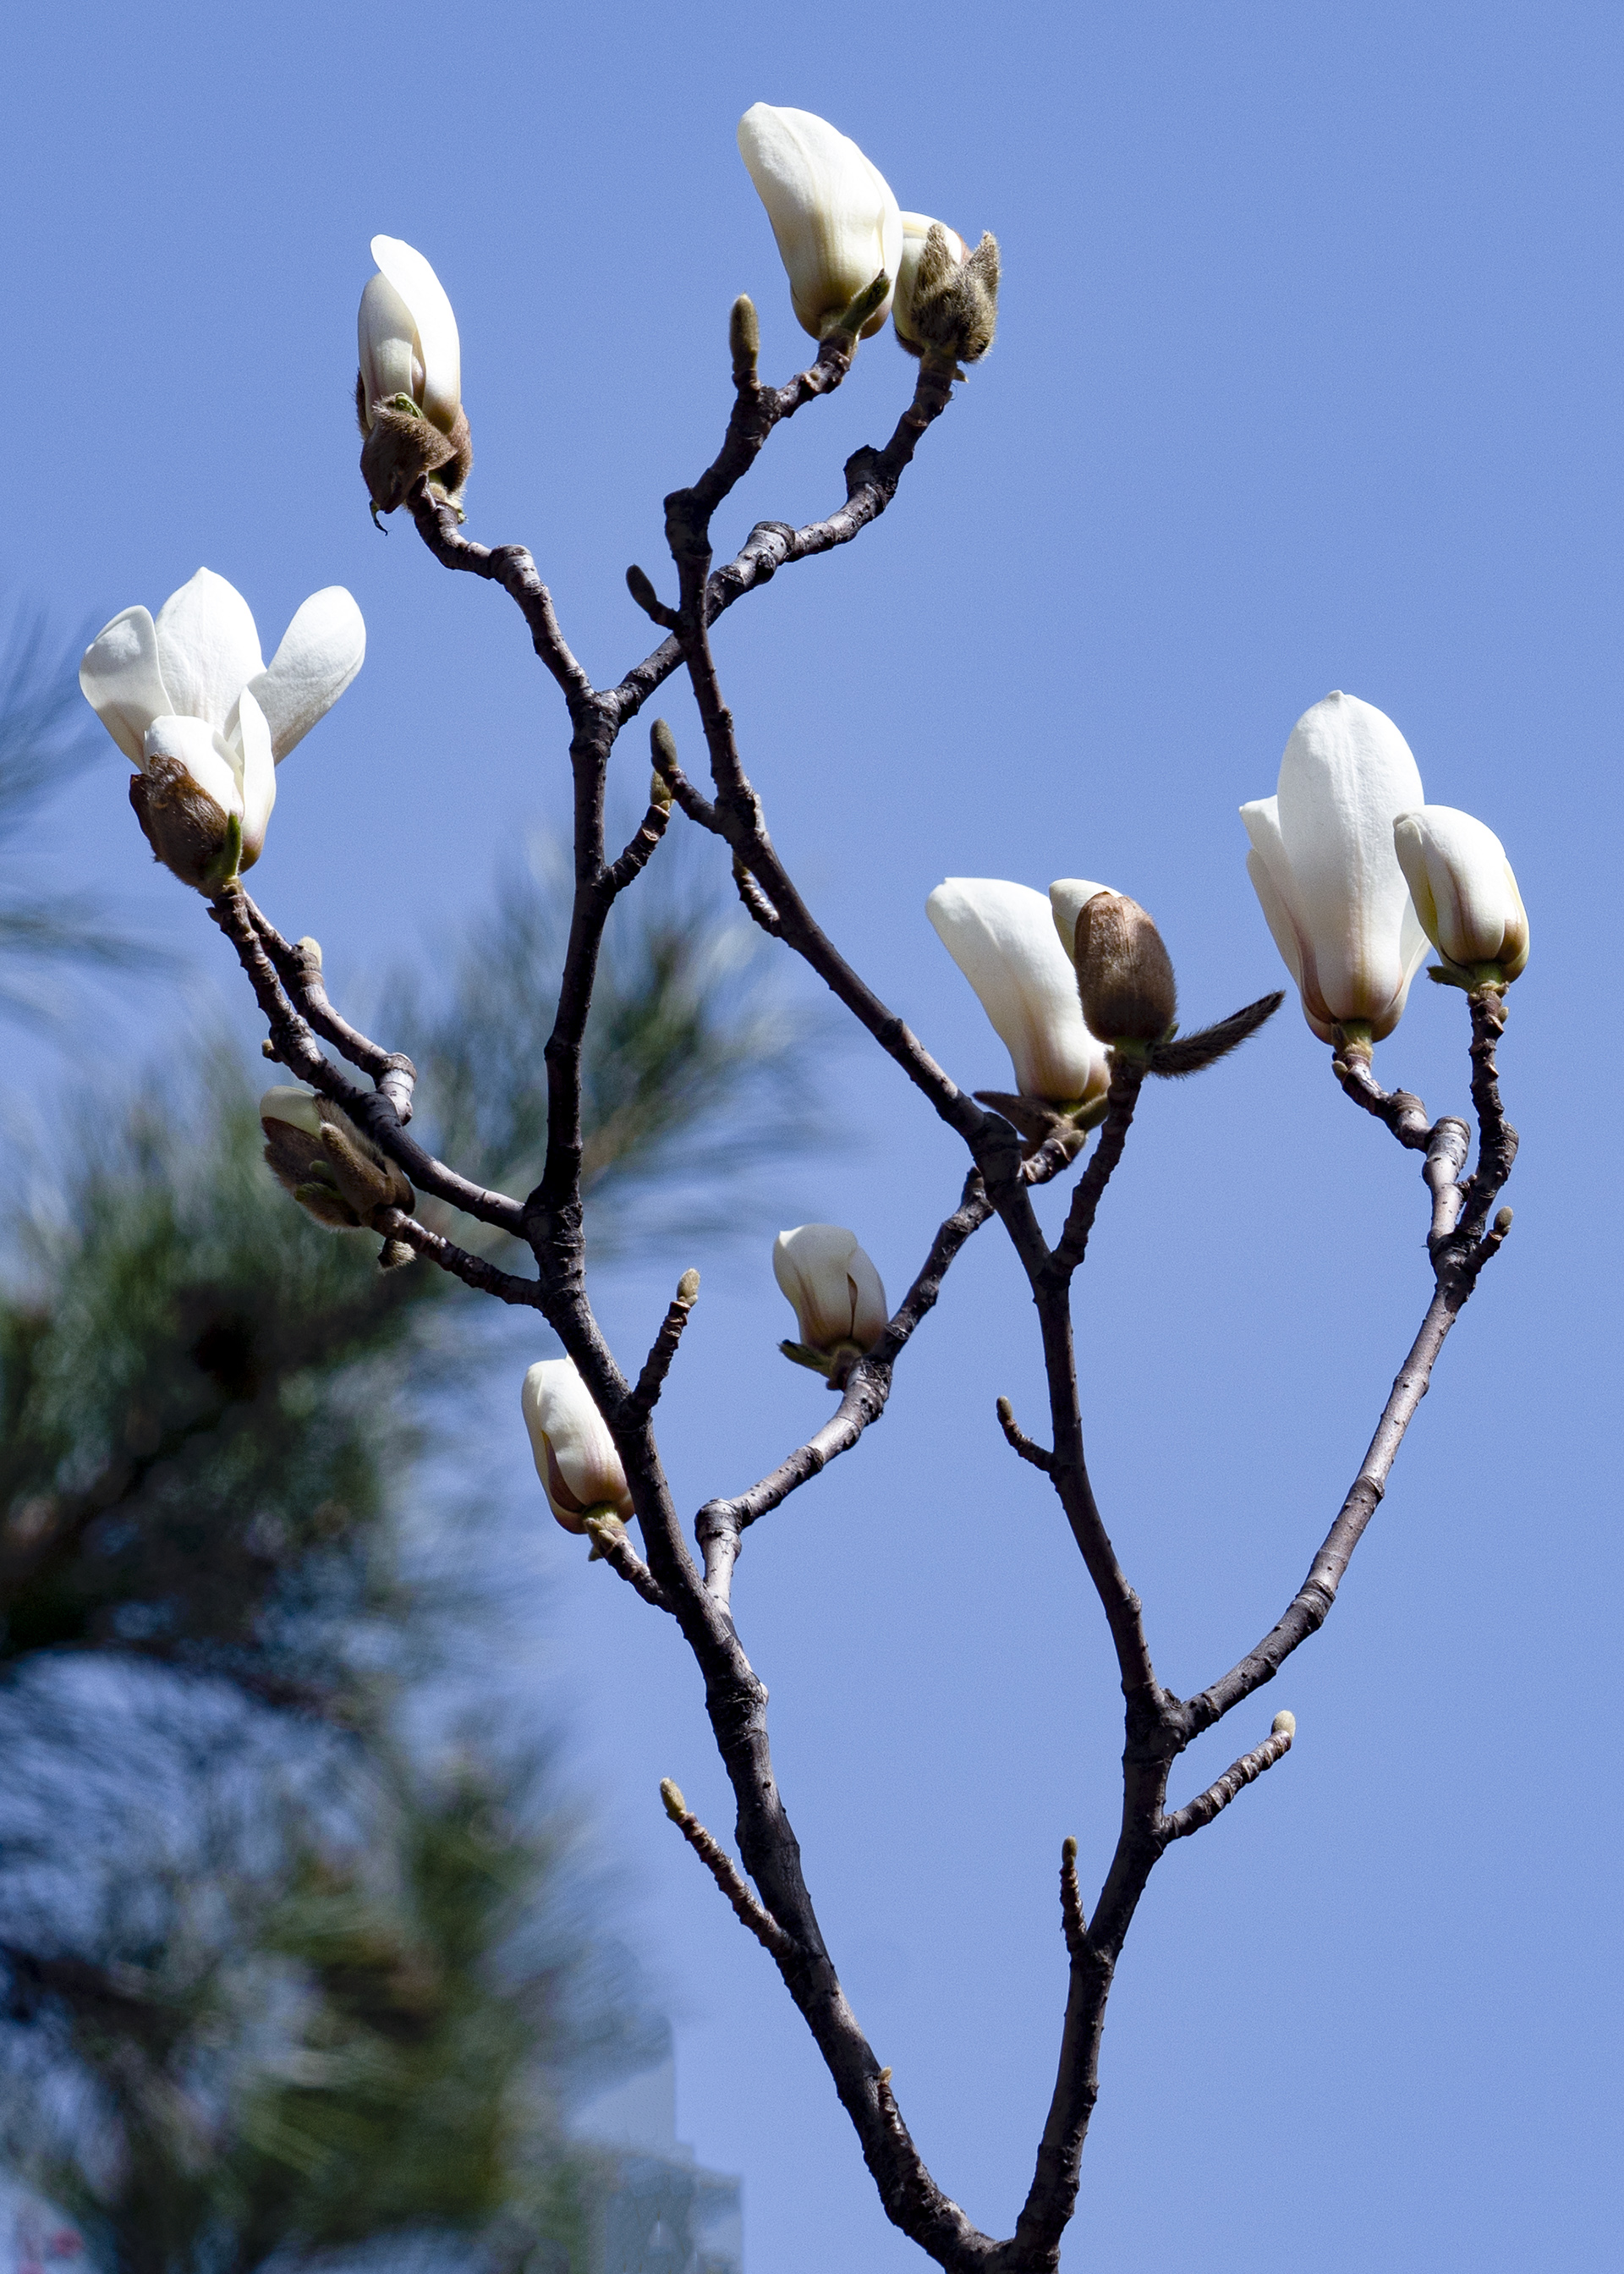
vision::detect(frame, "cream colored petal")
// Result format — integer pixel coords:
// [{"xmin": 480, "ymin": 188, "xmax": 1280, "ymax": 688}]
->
[
  {"xmin": 1048, "ymin": 878, "xmax": 1115, "ymax": 965},
  {"xmin": 142, "ymin": 714, "xmax": 242, "ymax": 818},
  {"xmin": 79, "ymin": 605, "xmax": 173, "ymax": 765},
  {"xmin": 773, "ymin": 1223, "xmax": 862, "ymax": 1352},
  {"xmin": 1275, "ymin": 690, "xmax": 1424, "ymax": 1027},
  {"xmin": 260, "ymin": 1085, "xmax": 323, "ymax": 1137},
  {"xmin": 153, "ymin": 568, "xmax": 265, "ymax": 733},
  {"xmin": 357, "ymin": 269, "xmax": 420, "ymax": 415},
  {"xmin": 1394, "ymin": 805, "xmax": 1527, "ymax": 974},
  {"xmin": 370, "ymin": 235, "xmax": 461, "ymax": 432},
  {"xmin": 520, "ymin": 1359, "xmax": 632, "ymax": 1528},
  {"xmin": 235, "ymin": 687, "xmax": 276, "ymax": 866},
  {"xmin": 927, "ymin": 877, "xmax": 1106, "ymax": 1103},
  {"xmin": 246, "ymin": 587, "xmax": 365, "ymax": 762},
  {"xmin": 845, "ymin": 1243, "xmax": 890, "ymax": 1348},
  {"xmin": 738, "ymin": 104, "xmax": 901, "ymax": 338}
]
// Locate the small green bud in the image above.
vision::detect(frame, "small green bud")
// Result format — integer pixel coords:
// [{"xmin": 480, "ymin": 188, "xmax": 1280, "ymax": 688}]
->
[
  {"xmin": 660, "ymin": 1777, "xmax": 687, "ymax": 1822},
  {"xmin": 1494, "ymin": 1206, "xmax": 1513, "ymax": 1235},
  {"xmin": 1271, "ymin": 1711, "xmax": 1296, "ymax": 1738}
]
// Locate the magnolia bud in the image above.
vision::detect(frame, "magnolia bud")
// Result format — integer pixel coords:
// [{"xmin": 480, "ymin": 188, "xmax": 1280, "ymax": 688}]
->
[
  {"xmin": 356, "ymin": 236, "xmax": 471, "ymax": 520},
  {"xmin": 259, "ymin": 1085, "xmax": 414, "ymax": 1231},
  {"xmin": 1271, "ymin": 1711, "xmax": 1296, "ymax": 1738},
  {"xmin": 1392, "ymin": 806, "xmax": 1528, "ymax": 986},
  {"xmin": 1072, "ymin": 893, "xmax": 1177, "ymax": 1047},
  {"xmin": 893, "ymin": 215, "xmax": 1000, "ymax": 365},
  {"xmin": 520, "ymin": 1359, "xmax": 634, "ymax": 1535},
  {"xmin": 772, "ymin": 1224, "xmax": 888, "ymax": 1385},
  {"xmin": 737, "ymin": 104, "xmax": 902, "ymax": 342}
]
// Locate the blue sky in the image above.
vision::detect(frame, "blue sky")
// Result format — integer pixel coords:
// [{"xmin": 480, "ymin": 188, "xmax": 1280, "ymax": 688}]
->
[{"xmin": 5, "ymin": 2, "xmax": 1621, "ymax": 2267}]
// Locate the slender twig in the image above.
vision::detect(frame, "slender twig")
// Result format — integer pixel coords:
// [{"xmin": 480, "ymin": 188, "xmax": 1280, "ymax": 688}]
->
[
  {"xmin": 696, "ymin": 1173, "xmax": 993, "ymax": 1605},
  {"xmin": 1049, "ymin": 1061, "xmax": 1145, "ymax": 1279},
  {"xmin": 244, "ymin": 895, "xmax": 418, "ymax": 1118},
  {"xmin": 660, "ymin": 1780, "xmax": 796, "ymax": 1963},
  {"xmin": 1160, "ymin": 1716, "xmax": 1295, "ymax": 1843},
  {"xmin": 603, "ymin": 793, "xmax": 672, "ymax": 897},
  {"xmin": 1458, "ymin": 990, "xmax": 1517, "ymax": 1238},
  {"xmin": 996, "ymin": 1398, "xmax": 1055, "ymax": 1475},
  {"xmin": 622, "ymin": 1271, "xmax": 700, "ymax": 1425},
  {"xmin": 584, "ymin": 1516, "xmax": 670, "ymax": 1611},
  {"xmin": 732, "ymin": 857, "xmax": 784, "ymax": 937},
  {"xmin": 404, "ymin": 491, "xmax": 593, "ymax": 704},
  {"xmin": 372, "ymin": 1210, "xmax": 540, "ymax": 1307},
  {"xmin": 1330, "ymin": 1047, "xmax": 1434, "ymax": 1149}
]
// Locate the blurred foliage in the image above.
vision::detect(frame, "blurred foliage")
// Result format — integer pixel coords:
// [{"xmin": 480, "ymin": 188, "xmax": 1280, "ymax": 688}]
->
[
  {"xmin": 0, "ymin": 641, "xmax": 809, "ymax": 2266},
  {"xmin": 0, "ymin": 599, "xmax": 166, "ymax": 1019}
]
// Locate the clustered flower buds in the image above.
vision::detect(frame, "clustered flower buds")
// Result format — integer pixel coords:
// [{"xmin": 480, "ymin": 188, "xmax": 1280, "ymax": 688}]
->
[
  {"xmin": 520, "ymin": 1359, "xmax": 634, "ymax": 1535},
  {"xmin": 1242, "ymin": 691, "xmax": 1528, "ymax": 1048},
  {"xmin": 356, "ymin": 235, "xmax": 471, "ymax": 522},
  {"xmin": 737, "ymin": 104, "xmax": 903, "ymax": 342},
  {"xmin": 893, "ymin": 213, "xmax": 1000, "ymax": 367},
  {"xmin": 1393, "ymin": 806, "xmax": 1528, "ymax": 988},
  {"xmin": 80, "ymin": 569, "xmax": 365, "ymax": 892},
  {"xmin": 927, "ymin": 877, "xmax": 1110, "ymax": 1140},
  {"xmin": 259, "ymin": 1086, "xmax": 414, "ymax": 1262},
  {"xmin": 1241, "ymin": 691, "xmax": 1430, "ymax": 1047},
  {"xmin": 772, "ymin": 1224, "xmax": 888, "ymax": 1387}
]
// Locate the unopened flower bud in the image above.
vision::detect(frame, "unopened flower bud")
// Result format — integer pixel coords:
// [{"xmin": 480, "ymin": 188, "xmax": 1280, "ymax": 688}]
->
[
  {"xmin": 772, "ymin": 1224, "xmax": 888, "ymax": 1385},
  {"xmin": 737, "ymin": 104, "xmax": 902, "ymax": 342},
  {"xmin": 1392, "ymin": 806, "xmax": 1528, "ymax": 986},
  {"xmin": 356, "ymin": 236, "xmax": 471, "ymax": 520},
  {"xmin": 1071, "ymin": 892, "xmax": 1177, "ymax": 1048},
  {"xmin": 893, "ymin": 215, "xmax": 1000, "ymax": 365},
  {"xmin": 259, "ymin": 1085, "xmax": 413, "ymax": 1232},
  {"xmin": 1271, "ymin": 1711, "xmax": 1296, "ymax": 1738},
  {"xmin": 661, "ymin": 1778, "xmax": 688, "ymax": 1821},
  {"xmin": 928, "ymin": 878, "xmax": 1109, "ymax": 1118},
  {"xmin": 520, "ymin": 1358, "xmax": 634, "ymax": 1535}
]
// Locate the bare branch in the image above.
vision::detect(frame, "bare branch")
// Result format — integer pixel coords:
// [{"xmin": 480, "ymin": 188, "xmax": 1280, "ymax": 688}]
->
[
  {"xmin": 243, "ymin": 894, "xmax": 417, "ymax": 1118},
  {"xmin": 1459, "ymin": 988, "xmax": 1517, "ymax": 1239},
  {"xmin": 372, "ymin": 1209, "xmax": 540, "ymax": 1307},
  {"xmin": 1160, "ymin": 1715, "xmax": 1295, "ymax": 1843},
  {"xmin": 1330, "ymin": 1046, "xmax": 1434, "ymax": 1149},
  {"xmin": 622, "ymin": 1269, "xmax": 700, "ymax": 1425},
  {"xmin": 405, "ymin": 487, "xmax": 594, "ymax": 704},
  {"xmin": 996, "ymin": 1397, "xmax": 1055, "ymax": 1475},
  {"xmin": 732, "ymin": 857, "xmax": 784, "ymax": 937},
  {"xmin": 602, "ymin": 790, "xmax": 672, "ymax": 897},
  {"xmin": 659, "ymin": 1780, "xmax": 795, "ymax": 1963}
]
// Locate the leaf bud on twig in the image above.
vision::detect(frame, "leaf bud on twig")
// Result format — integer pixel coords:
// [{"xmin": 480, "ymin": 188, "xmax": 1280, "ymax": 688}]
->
[
  {"xmin": 1270, "ymin": 1711, "xmax": 1296, "ymax": 1738},
  {"xmin": 660, "ymin": 1778, "xmax": 688, "ymax": 1822}
]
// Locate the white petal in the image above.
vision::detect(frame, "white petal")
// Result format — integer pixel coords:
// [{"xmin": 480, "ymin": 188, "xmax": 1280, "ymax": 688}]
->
[
  {"xmin": 927, "ymin": 878, "xmax": 1106, "ymax": 1104},
  {"xmin": 357, "ymin": 270, "xmax": 421, "ymax": 416},
  {"xmin": 235, "ymin": 687, "xmax": 276, "ymax": 865},
  {"xmin": 79, "ymin": 605, "xmax": 173, "ymax": 765},
  {"xmin": 1048, "ymin": 878, "xmax": 1115, "ymax": 964},
  {"xmin": 773, "ymin": 1223, "xmax": 861, "ymax": 1351},
  {"xmin": 370, "ymin": 235, "xmax": 461, "ymax": 431},
  {"xmin": 1394, "ymin": 805, "xmax": 1527, "ymax": 972},
  {"xmin": 143, "ymin": 714, "xmax": 242, "ymax": 819},
  {"xmin": 246, "ymin": 587, "xmax": 365, "ymax": 762},
  {"xmin": 153, "ymin": 568, "xmax": 265, "ymax": 733},
  {"xmin": 738, "ymin": 104, "xmax": 901, "ymax": 338},
  {"xmin": 1276, "ymin": 690, "xmax": 1424, "ymax": 1027},
  {"xmin": 260, "ymin": 1085, "xmax": 322, "ymax": 1137},
  {"xmin": 520, "ymin": 1359, "xmax": 630, "ymax": 1529},
  {"xmin": 846, "ymin": 1244, "xmax": 890, "ymax": 1347}
]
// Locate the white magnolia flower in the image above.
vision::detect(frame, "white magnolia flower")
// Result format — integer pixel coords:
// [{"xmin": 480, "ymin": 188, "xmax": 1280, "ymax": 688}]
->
[
  {"xmin": 520, "ymin": 1359, "xmax": 634, "ymax": 1536},
  {"xmin": 1241, "ymin": 690, "xmax": 1429, "ymax": 1043},
  {"xmin": 737, "ymin": 103, "xmax": 902, "ymax": 339},
  {"xmin": 358, "ymin": 234, "xmax": 462, "ymax": 437},
  {"xmin": 893, "ymin": 212, "xmax": 968, "ymax": 349},
  {"xmin": 927, "ymin": 877, "xmax": 1110, "ymax": 1107},
  {"xmin": 772, "ymin": 1224, "xmax": 889, "ymax": 1365},
  {"xmin": 80, "ymin": 568, "xmax": 365, "ymax": 887},
  {"xmin": 1393, "ymin": 805, "xmax": 1529, "ymax": 981}
]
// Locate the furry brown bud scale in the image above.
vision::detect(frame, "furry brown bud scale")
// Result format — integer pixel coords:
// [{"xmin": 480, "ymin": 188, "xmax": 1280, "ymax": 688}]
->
[{"xmin": 1073, "ymin": 893, "xmax": 1177, "ymax": 1046}]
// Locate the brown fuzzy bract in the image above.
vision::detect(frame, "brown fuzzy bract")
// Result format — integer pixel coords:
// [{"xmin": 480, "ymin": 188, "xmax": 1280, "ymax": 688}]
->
[
  {"xmin": 359, "ymin": 401, "xmax": 473, "ymax": 517},
  {"xmin": 261, "ymin": 1107, "xmax": 414, "ymax": 1233},
  {"xmin": 906, "ymin": 228, "xmax": 1001, "ymax": 365},
  {"xmin": 129, "ymin": 757, "xmax": 240, "ymax": 893}
]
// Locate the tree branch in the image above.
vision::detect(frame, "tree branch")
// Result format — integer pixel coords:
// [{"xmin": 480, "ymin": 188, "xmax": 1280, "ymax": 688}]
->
[
  {"xmin": 372, "ymin": 1209, "xmax": 540, "ymax": 1306},
  {"xmin": 584, "ymin": 1516, "xmax": 670, "ymax": 1611},
  {"xmin": 996, "ymin": 1398, "xmax": 1055, "ymax": 1475},
  {"xmin": 243, "ymin": 895, "xmax": 418, "ymax": 1118},
  {"xmin": 622, "ymin": 1270, "xmax": 700, "ymax": 1425},
  {"xmin": 1049, "ymin": 1061, "xmax": 1144, "ymax": 1280},
  {"xmin": 660, "ymin": 1779, "xmax": 796, "ymax": 1964}
]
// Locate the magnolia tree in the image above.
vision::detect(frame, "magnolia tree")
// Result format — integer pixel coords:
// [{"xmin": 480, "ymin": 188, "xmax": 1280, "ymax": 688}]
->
[{"xmin": 77, "ymin": 104, "xmax": 1525, "ymax": 2272}]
